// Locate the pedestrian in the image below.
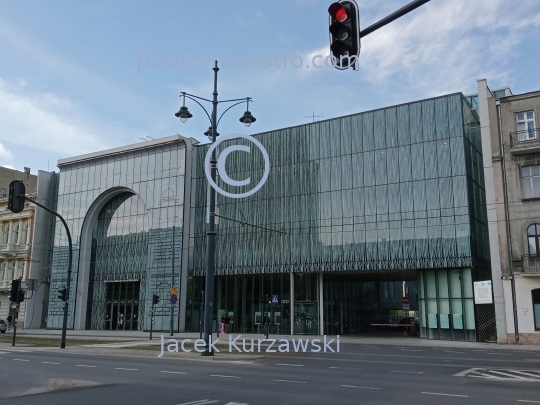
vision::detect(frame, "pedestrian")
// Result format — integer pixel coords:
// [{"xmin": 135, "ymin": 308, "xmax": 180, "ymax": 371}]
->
[
  {"xmin": 262, "ymin": 312, "xmax": 269, "ymax": 338},
  {"xmin": 7, "ymin": 315, "xmax": 12, "ymax": 331},
  {"xmin": 224, "ymin": 313, "xmax": 231, "ymax": 334},
  {"xmin": 220, "ymin": 313, "xmax": 225, "ymax": 334}
]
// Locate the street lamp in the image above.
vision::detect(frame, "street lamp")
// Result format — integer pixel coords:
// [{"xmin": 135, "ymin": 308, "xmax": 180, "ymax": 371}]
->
[{"xmin": 176, "ymin": 60, "xmax": 255, "ymax": 356}]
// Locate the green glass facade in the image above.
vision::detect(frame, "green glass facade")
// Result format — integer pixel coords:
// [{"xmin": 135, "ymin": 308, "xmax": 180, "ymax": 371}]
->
[{"xmin": 186, "ymin": 93, "xmax": 492, "ymax": 340}]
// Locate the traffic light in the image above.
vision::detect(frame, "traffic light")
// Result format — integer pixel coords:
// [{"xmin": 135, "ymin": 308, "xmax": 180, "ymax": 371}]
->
[
  {"xmin": 328, "ymin": 0, "xmax": 360, "ymax": 70},
  {"xmin": 9, "ymin": 279, "xmax": 20, "ymax": 302},
  {"xmin": 17, "ymin": 289, "xmax": 25, "ymax": 303},
  {"xmin": 268, "ymin": 298, "xmax": 272, "ymax": 306},
  {"xmin": 152, "ymin": 294, "xmax": 160, "ymax": 305},
  {"xmin": 8, "ymin": 180, "xmax": 26, "ymax": 213},
  {"xmin": 58, "ymin": 286, "xmax": 67, "ymax": 301}
]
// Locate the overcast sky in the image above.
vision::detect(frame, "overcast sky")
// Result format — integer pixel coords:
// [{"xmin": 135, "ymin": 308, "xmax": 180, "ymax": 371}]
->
[{"xmin": 1, "ymin": 0, "xmax": 540, "ymax": 173}]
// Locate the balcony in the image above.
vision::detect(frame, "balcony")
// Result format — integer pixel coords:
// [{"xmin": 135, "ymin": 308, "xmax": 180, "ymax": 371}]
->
[
  {"xmin": 510, "ymin": 128, "xmax": 540, "ymax": 154},
  {"xmin": 520, "ymin": 255, "xmax": 540, "ymax": 276}
]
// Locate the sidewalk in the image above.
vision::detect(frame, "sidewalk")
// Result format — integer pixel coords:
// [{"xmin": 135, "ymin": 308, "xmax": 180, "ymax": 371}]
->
[{"xmin": 10, "ymin": 328, "xmax": 540, "ymax": 351}]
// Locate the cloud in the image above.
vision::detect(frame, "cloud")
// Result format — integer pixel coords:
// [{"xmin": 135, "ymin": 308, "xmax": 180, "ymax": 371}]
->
[
  {"xmin": 357, "ymin": 0, "xmax": 540, "ymax": 94},
  {"xmin": 0, "ymin": 77, "xmax": 113, "ymax": 158},
  {"xmin": 0, "ymin": 142, "xmax": 13, "ymax": 160}
]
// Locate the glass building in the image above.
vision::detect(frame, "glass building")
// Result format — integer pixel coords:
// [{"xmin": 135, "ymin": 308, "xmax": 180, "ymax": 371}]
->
[
  {"xmin": 45, "ymin": 93, "xmax": 494, "ymax": 341},
  {"xmin": 47, "ymin": 136, "xmax": 196, "ymax": 332},
  {"xmin": 186, "ymin": 93, "xmax": 493, "ymax": 341}
]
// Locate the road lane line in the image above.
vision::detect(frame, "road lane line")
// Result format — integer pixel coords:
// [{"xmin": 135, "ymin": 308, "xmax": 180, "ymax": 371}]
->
[
  {"xmin": 401, "ymin": 349, "xmax": 422, "ymax": 352},
  {"xmin": 161, "ymin": 371, "xmax": 187, "ymax": 374},
  {"xmin": 329, "ymin": 366, "xmax": 362, "ymax": 371},
  {"xmin": 75, "ymin": 365, "xmax": 96, "ymax": 368},
  {"xmin": 176, "ymin": 400, "xmax": 219, "ymax": 405},
  {"xmin": 421, "ymin": 392, "xmax": 468, "ymax": 397},
  {"xmin": 443, "ymin": 351, "xmax": 465, "ymax": 354},
  {"xmin": 42, "ymin": 362, "xmax": 60, "ymax": 365},
  {"xmin": 114, "ymin": 367, "xmax": 139, "ymax": 371},
  {"xmin": 274, "ymin": 379, "xmax": 306, "ymax": 384},
  {"xmin": 341, "ymin": 385, "xmax": 379, "ymax": 390},
  {"xmin": 486, "ymin": 353, "xmax": 510, "ymax": 355},
  {"xmin": 276, "ymin": 363, "xmax": 304, "ymax": 367},
  {"xmin": 517, "ymin": 400, "xmax": 540, "ymax": 403},
  {"xmin": 210, "ymin": 375, "xmax": 241, "ymax": 379},
  {"xmin": 391, "ymin": 371, "xmax": 424, "ymax": 374},
  {"xmin": 13, "ymin": 359, "xmax": 29, "ymax": 362}
]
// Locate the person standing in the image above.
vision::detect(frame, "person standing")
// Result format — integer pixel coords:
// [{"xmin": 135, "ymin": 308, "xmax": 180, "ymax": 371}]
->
[
  {"xmin": 262, "ymin": 312, "xmax": 269, "ymax": 338},
  {"xmin": 224, "ymin": 313, "xmax": 231, "ymax": 334},
  {"xmin": 6, "ymin": 315, "xmax": 12, "ymax": 331},
  {"xmin": 220, "ymin": 313, "xmax": 225, "ymax": 334}
]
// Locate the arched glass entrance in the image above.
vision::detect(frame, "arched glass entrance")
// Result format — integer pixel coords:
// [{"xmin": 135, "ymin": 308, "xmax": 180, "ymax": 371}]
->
[{"xmin": 85, "ymin": 192, "xmax": 149, "ymax": 330}]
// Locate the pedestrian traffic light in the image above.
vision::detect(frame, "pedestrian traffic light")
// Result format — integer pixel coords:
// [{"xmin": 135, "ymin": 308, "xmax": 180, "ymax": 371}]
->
[
  {"xmin": 9, "ymin": 279, "xmax": 20, "ymax": 302},
  {"xmin": 152, "ymin": 294, "xmax": 160, "ymax": 305},
  {"xmin": 328, "ymin": 0, "xmax": 360, "ymax": 70},
  {"xmin": 8, "ymin": 180, "xmax": 26, "ymax": 213},
  {"xmin": 17, "ymin": 289, "xmax": 25, "ymax": 303},
  {"xmin": 58, "ymin": 286, "xmax": 67, "ymax": 301},
  {"xmin": 267, "ymin": 298, "xmax": 272, "ymax": 306}
]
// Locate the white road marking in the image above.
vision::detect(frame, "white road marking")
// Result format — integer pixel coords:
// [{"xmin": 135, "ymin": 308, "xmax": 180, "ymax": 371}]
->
[
  {"xmin": 0, "ymin": 348, "xmax": 30, "ymax": 352},
  {"xmin": 276, "ymin": 363, "xmax": 304, "ymax": 367},
  {"xmin": 517, "ymin": 400, "xmax": 540, "ymax": 403},
  {"xmin": 401, "ymin": 349, "xmax": 422, "ymax": 352},
  {"xmin": 391, "ymin": 371, "xmax": 424, "ymax": 374},
  {"xmin": 274, "ymin": 379, "xmax": 306, "ymax": 384},
  {"xmin": 421, "ymin": 392, "xmax": 468, "ymax": 397},
  {"xmin": 114, "ymin": 367, "xmax": 138, "ymax": 371},
  {"xmin": 329, "ymin": 366, "xmax": 362, "ymax": 371},
  {"xmin": 75, "ymin": 365, "xmax": 96, "ymax": 368},
  {"xmin": 13, "ymin": 358, "xmax": 29, "ymax": 361},
  {"xmin": 341, "ymin": 385, "xmax": 379, "ymax": 390},
  {"xmin": 443, "ymin": 351, "xmax": 465, "ymax": 354},
  {"xmin": 210, "ymin": 375, "xmax": 241, "ymax": 379},
  {"xmin": 176, "ymin": 400, "xmax": 219, "ymax": 405},
  {"xmin": 486, "ymin": 352, "xmax": 510, "ymax": 355},
  {"xmin": 509, "ymin": 370, "xmax": 540, "ymax": 378},
  {"xmin": 0, "ymin": 351, "xmax": 11, "ymax": 354},
  {"xmin": 161, "ymin": 371, "xmax": 187, "ymax": 374},
  {"xmin": 42, "ymin": 362, "xmax": 60, "ymax": 365}
]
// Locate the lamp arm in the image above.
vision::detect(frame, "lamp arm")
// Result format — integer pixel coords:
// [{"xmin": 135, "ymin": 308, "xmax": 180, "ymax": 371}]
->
[
  {"xmin": 182, "ymin": 92, "xmax": 212, "ymax": 103},
  {"xmin": 183, "ymin": 95, "xmax": 212, "ymax": 124},
  {"xmin": 218, "ymin": 97, "xmax": 252, "ymax": 104},
  {"xmin": 217, "ymin": 100, "xmax": 250, "ymax": 128}
]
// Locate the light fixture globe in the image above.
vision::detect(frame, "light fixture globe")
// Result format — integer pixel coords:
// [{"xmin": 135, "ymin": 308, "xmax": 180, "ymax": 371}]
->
[
  {"xmin": 239, "ymin": 110, "xmax": 256, "ymax": 127},
  {"xmin": 175, "ymin": 106, "xmax": 193, "ymax": 123}
]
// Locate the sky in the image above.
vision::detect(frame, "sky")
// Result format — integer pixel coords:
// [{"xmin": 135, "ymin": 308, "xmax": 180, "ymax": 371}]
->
[{"xmin": 1, "ymin": 0, "xmax": 540, "ymax": 174}]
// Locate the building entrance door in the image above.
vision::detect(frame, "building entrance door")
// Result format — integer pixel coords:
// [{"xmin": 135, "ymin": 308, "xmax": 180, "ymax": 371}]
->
[{"xmin": 103, "ymin": 281, "xmax": 141, "ymax": 331}]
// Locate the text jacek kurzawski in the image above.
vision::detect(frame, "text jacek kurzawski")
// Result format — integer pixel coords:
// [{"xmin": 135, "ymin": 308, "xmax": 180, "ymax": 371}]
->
[{"xmin": 158, "ymin": 335, "xmax": 340, "ymax": 357}]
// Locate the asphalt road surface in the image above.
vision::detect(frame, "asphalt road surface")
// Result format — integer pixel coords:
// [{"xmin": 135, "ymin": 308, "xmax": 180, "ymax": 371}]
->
[{"xmin": 1, "ymin": 342, "xmax": 540, "ymax": 405}]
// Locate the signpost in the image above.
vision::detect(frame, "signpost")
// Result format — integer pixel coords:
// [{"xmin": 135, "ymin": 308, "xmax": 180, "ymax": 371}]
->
[
  {"xmin": 402, "ymin": 296, "xmax": 410, "ymax": 311},
  {"xmin": 272, "ymin": 295, "xmax": 279, "ymax": 305}
]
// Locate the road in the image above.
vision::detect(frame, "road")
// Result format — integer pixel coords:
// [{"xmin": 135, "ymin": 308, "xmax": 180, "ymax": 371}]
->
[{"xmin": 1, "ymin": 341, "xmax": 540, "ymax": 405}]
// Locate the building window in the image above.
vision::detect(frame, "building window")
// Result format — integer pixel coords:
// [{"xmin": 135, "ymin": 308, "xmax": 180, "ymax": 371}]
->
[
  {"xmin": 517, "ymin": 111, "xmax": 536, "ymax": 141},
  {"xmin": 522, "ymin": 166, "xmax": 540, "ymax": 199},
  {"xmin": 533, "ymin": 289, "xmax": 540, "ymax": 331},
  {"xmin": 528, "ymin": 224, "xmax": 540, "ymax": 257}
]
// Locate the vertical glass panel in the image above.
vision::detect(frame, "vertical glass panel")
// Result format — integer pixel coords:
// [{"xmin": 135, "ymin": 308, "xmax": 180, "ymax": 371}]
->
[
  {"xmin": 462, "ymin": 268, "xmax": 473, "ymax": 298},
  {"xmin": 422, "ymin": 99, "xmax": 436, "ymax": 142},
  {"xmin": 375, "ymin": 151, "xmax": 387, "ymax": 185},
  {"xmin": 385, "ymin": 107, "xmax": 398, "ymax": 148},
  {"xmin": 437, "ymin": 271, "xmax": 449, "ymax": 298},
  {"xmin": 398, "ymin": 146, "xmax": 412, "ymax": 182},
  {"xmin": 374, "ymin": 110, "xmax": 386, "ymax": 151},
  {"xmin": 411, "ymin": 144, "xmax": 425, "ymax": 180},
  {"xmin": 425, "ymin": 271, "xmax": 436, "ymax": 298},
  {"xmin": 397, "ymin": 104, "xmax": 410, "ymax": 146}
]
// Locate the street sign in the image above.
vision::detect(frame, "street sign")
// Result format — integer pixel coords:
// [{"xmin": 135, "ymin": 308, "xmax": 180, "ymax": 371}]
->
[
  {"xmin": 272, "ymin": 294, "xmax": 278, "ymax": 305},
  {"xmin": 170, "ymin": 294, "xmax": 178, "ymax": 305},
  {"xmin": 402, "ymin": 297, "xmax": 410, "ymax": 305},
  {"xmin": 170, "ymin": 286, "xmax": 178, "ymax": 296}
]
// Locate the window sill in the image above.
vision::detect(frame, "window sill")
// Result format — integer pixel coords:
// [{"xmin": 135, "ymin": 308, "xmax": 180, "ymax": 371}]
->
[{"xmin": 522, "ymin": 197, "xmax": 540, "ymax": 202}]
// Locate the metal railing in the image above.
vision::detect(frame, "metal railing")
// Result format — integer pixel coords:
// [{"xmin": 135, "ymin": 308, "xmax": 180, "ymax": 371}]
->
[
  {"xmin": 520, "ymin": 255, "xmax": 540, "ymax": 274},
  {"xmin": 510, "ymin": 128, "xmax": 540, "ymax": 149}
]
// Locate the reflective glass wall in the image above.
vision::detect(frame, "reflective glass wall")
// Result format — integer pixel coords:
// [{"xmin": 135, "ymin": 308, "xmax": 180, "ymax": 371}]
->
[
  {"xmin": 189, "ymin": 94, "xmax": 486, "ymax": 276},
  {"xmin": 48, "ymin": 140, "xmax": 187, "ymax": 331}
]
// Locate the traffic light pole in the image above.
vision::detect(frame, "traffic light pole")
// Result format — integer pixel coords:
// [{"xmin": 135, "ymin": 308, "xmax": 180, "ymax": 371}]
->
[
  {"xmin": 150, "ymin": 301, "xmax": 155, "ymax": 340},
  {"xmin": 11, "ymin": 277, "xmax": 22, "ymax": 347},
  {"xmin": 22, "ymin": 196, "xmax": 72, "ymax": 349},
  {"xmin": 359, "ymin": 0, "xmax": 431, "ymax": 39}
]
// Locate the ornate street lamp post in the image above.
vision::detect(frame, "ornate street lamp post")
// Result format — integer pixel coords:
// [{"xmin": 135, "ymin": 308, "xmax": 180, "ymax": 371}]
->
[{"xmin": 176, "ymin": 61, "xmax": 255, "ymax": 356}]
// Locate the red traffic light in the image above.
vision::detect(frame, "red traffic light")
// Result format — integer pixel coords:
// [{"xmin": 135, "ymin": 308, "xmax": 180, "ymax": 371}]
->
[{"xmin": 329, "ymin": 3, "xmax": 348, "ymax": 22}]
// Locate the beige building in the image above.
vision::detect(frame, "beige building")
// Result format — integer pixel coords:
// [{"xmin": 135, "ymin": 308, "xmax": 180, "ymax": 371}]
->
[
  {"xmin": 0, "ymin": 167, "xmax": 37, "ymax": 327},
  {"xmin": 477, "ymin": 80, "xmax": 540, "ymax": 344}
]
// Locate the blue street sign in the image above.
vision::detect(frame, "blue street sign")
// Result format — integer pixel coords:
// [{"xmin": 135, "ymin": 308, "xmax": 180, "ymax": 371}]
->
[
  {"xmin": 272, "ymin": 294, "xmax": 278, "ymax": 305},
  {"xmin": 170, "ymin": 294, "xmax": 178, "ymax": 305}
]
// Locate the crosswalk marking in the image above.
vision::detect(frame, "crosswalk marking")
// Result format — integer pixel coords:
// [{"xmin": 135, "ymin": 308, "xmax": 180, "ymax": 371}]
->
[
  {"xmin": 176, "ymin": 400, "xmax": 219, "ymax": 405},
  {"xmin": 454, "ymin": 368, "xmax": 540, "ymax": 381}
]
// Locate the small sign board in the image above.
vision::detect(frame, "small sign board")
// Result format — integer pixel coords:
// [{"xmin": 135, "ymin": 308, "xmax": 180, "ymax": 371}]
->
[
  {"xmin": 402, "ymin": 304, "xmax": 410, "ymax": 311},
  {"xmin": 402, "ymin": 297, "xmax": 410, "ymax": 305},
  {"xmin": 474, "ymin": 280, "xmax": 493, "ymax": 304},
  {"xmin": 170, "ymin": 286, "xmax": 178, "ymax": 296},
  {"xmin": 272, "ymin": 294, "xmax": 279, "ymax": 305},
  {"xmin": 170, "ymin": 294, "xmax": 178, "ymax": 305}
]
